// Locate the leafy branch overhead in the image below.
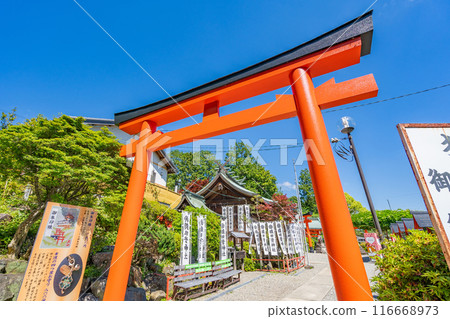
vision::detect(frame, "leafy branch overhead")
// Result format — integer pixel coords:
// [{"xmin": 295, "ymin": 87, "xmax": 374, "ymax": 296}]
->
[{"xmin": 0, "ymin": 115, "xmax": 130, "ymax": 257}]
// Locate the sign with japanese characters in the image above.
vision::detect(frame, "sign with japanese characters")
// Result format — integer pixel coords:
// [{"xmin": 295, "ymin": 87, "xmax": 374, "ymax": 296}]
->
[
  {"xmin": 285, "ymin": 222, "xmax": 295, "ymax": 254},
  {"xmin": 252, "ymin": 222, "xmax": 261, "ymax": 256},
  {"xmin": 222, "ymin": 206, "xmax": 227, "ymax": 217},
  {"xmin": 291, "ymin": 223, "xmax": 302, "ymax": 255},
  {"xmin": 297, "ymin": 223, "xmax": 305, "ymax": 255},
  {"xmin": 220, "ymin": 218, "xmax": 228, "ymax": 260},
  {"xmin": 244, "ymin": 205, "xmax": 251, "ymax": 233},
  {"xmin": 227, "ymin": 206, "xmax": 234, "ymax": 232},
  {"xmin": 180, "ymin": 211, "xmax": 192, "ymax": 265},
  {"xmin": 17, "ymin": 202, "xmax": 97, "ymax": 301},
  {"xmin": 197, "ymin": 215, "xmax": 207, "ymax": 263},
  {"xmin": 398, "ymin": 124, "xmax": 450, "ymax": 268},
  {"xmin": 237, "ymin": 205, "xmax": 245, "ymax": 231},
  {"xmin": 275, "ymin": 221, "xmax": 287, "ymax": 255},
  {"xmin": 267, "ymin": 222, "xmax": 278, "ymax": 256},
  {"xmin": 259, "ymin": 222, "xmax": 269, "ymax": 256}
]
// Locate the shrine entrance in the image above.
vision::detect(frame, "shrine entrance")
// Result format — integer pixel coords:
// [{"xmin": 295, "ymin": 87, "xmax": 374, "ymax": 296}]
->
[{"xmin": 104, "ymin": 12, "xmax": 378, "ymax": 301}]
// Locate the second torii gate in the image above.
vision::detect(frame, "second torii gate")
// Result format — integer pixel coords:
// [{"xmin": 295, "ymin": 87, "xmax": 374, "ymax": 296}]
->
[{"xmin": 104, "ymin": 11, "xmax": 378, "ymax": 301}]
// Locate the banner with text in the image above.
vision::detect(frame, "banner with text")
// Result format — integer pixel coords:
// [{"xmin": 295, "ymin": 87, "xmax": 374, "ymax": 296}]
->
[
  {"xmin": 252, "ymin": 222, "xmax": 261, "ymax": 256},
  {"xmin": 228, "ymin": 206, "xmax": 234, "ymax": 232},
  {"xmin": 220, "ymin": 218, "xmax": 228, "ymax": 260},
  {"xmin": 259, "ymin": 222, "xmax": 269, "ymax": 256},
  {"xmin": 180, "ymin": 211, "xmax": 192, "ymax": 265},
  {"xmin": 285, "ymin": 222, "xmax": 295, "ymax": 255},
  {"xmin": 275, "ymin": 221, "xmax": 287, "ymax": 255},
  {"xmin": 267, "ymin": 222, "xmax": 278, "ymax": 256},
  {"xmin": 238, "ymin": 205, "xmax": 245, "ymax": 231},
  {"xmin": 197, "ymin": 215, "xmax": 207, "ymax": 263}
]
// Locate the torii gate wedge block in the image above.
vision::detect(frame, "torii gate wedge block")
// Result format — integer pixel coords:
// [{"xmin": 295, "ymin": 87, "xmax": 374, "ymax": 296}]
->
[{"xmin": 104, "ymin": 11, "xmax": 376, "ymax": 301}]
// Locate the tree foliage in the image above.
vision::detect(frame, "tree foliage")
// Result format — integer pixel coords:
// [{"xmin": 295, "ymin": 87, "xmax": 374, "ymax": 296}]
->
[
  {"xmin": 345, "ymin": 193, "xmax": 370, "ymax": 214},
  {"xmin": 132, "ymin": 201, "xmax": 181, "ymax": 269},
  {"xmin": 351, "ymin": 209, "xmax": 412, "ymax": 232},
  {"xmin": 166, "ymin": 150, "xmax": 217, "ymax": 191},
  {"xmin": 1, "ymin": 108, "xmax": 17, "ymax": 130},
  {"xmin": 297, "ymin": 168, "xmax": 318, "ymax": 216},
  {"xmin": 256, "ymin": 193, "xmax": 297, "ymax": 221},
  {"xmin": 373, "ymin": 231, "xmax": 450, "ymax": 301},
  {"xmin": 183, "ymin": 178, "xmax": 210, "ymax": 194},
  {"xmin": 225, "ymin": 141, "xmax": 277, "ymax": 197},
  {"xmin": 0, "ymin": 115, "xmax": 130, "ymax": 257},
  {"xmin": 172, "ymin": 206, "xmax": 221, "ymax": 262}
]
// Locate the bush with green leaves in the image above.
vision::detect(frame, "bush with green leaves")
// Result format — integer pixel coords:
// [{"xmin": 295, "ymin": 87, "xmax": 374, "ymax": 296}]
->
[
  {"xmin": 172, "ymin": 206, "xmax": 220, "ymax": 262},
  {"xmin": 373, "ymin": 231, "xmax": 450, "ymax": 301},
  {"xmin": 242, "ymin": 241, "xmax": 257, "ymax": 271},
  {"xmin": 130, "ymin": 201, "xmax": 180, "ymax": 271}
]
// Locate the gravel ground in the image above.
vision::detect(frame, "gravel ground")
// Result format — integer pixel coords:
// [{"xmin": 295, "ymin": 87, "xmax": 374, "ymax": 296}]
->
[{"xmin": 194, "ymin": 253, "xmax": 379, "ymax": 301}]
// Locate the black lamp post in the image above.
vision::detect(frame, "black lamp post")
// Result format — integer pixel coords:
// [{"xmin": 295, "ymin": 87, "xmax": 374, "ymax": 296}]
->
[{"xmin": 338, "ymin": 117, "xmax": 383, "ymax": 238}]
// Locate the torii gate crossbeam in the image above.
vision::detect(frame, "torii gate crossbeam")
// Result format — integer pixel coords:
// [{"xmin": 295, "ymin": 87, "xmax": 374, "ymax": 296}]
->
[{"xmin": 103, "ymin": 11, "xmax": 376, "ymax": 301}]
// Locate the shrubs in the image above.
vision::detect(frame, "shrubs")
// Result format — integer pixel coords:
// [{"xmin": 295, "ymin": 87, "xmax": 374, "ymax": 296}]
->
[
  {"xmin": 373, "ymin": 231, "xmax": 450, "ymax": 301},
  {"xmin": 172, "ymin": 206, "xmax": 221, "ymax": 262},
  {"xmin": 242, "ymin": 241, "xmax": 257, "ymax": 271}
]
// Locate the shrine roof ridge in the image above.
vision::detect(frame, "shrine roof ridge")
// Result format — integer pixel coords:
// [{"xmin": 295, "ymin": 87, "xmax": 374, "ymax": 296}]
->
[{"xmin": 115, "ymin": 11, "xmax": 373, "ymax": 125}]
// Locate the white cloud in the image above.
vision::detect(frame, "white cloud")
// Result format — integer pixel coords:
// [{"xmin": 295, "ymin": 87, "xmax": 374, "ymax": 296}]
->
[{"xmin": 278, "ymin": 181, "xmax": 297, "ymax": 191}]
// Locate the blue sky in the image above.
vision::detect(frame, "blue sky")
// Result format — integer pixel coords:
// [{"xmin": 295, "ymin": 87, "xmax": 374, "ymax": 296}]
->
[{"xmin": 1, "ymin": 0, "xmax": 449, "ymax": 211}]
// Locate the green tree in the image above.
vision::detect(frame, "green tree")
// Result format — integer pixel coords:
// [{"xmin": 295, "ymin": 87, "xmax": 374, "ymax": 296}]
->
[
  {"xmin": 225, "ymin": 141, "xmax": 277, "ymax": 197},
  {"xmin": 166, "ymin": 150, "xmax": 218, "ymax": 191},
  {"xmin": 1, "ymin": 108, "xmax": 17, "ymax": 130},
  {"xmin": 297, "ymin": 168, "xmax": 318, "ymax": 216},
  {"xmin": 172, "ymin": 206, "xmax": 221, "ymax": 261},
  {"xmin": 351, "ymin": 209, "xmax": 412, "ymax": 232},
  {"xmin": 345, "ymin": 193, "xmax": 369, "ymax": 214},
  {"xmin": 0, "ymin": 115, "xmax": 130, "ymax": 258}
]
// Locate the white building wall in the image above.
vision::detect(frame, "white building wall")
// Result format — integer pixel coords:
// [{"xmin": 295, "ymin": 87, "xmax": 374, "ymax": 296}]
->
[
  {"xmin": 148, "ymin": 152, "xmax": 168, "ymax": 187},
  {"xmin": 88, "ymin": 123, "xmax": 169, "ymax": 187}
]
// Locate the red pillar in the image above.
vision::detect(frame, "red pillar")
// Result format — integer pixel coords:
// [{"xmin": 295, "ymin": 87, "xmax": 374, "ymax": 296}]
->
[
  {"xmin": 103, "ymin": 121, "xmax": 155, "ymax": 300},
  {"xmin": 290, "ymin": 68, "xmax": 372, "ymax": 301}
]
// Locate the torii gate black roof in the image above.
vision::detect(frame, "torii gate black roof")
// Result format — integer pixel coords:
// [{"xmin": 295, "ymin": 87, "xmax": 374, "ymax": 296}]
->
[{"xmin": 115, "ymin": 11, "xmax": 373, "ymax": 125}]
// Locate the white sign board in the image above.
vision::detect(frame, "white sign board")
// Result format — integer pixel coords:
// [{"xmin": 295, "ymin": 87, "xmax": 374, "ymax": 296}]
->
[
  {"xmin": 252, "ymin": 222, "xmax": 261, "ymax": 256},
  {"xmin": 220, "ymin": 218, "xmax": 228, "ymax": 260},
  {"xmin": 245, "ymin": 205, "xmax": 251, "ymax": 233},
  {"xmin": 237, "ymin": 205, "xmax": 245, "ymax": 231},
  {"xmin": 222, "ymin": 206, "xmax": 227, "ymax": 217},
  {"xmin": 398, "ymin": 124, "xmax": 450, "ymax": 268},
  {"xmin": 267, "ymin": 222, "xmax": 278, "ymax": 256},
  {"xmin": 291, "ymin": 223, "xmax": 302, "ymax": 255},
  {"xmin": 197, "ymin": 215, "xmax": 207, "ymax": 263},
  {"xmin": 228, "ymin": 206, "xmax": 234, "ymax": 232},
  {"xmin": 275, "ymin": 221, "xmax": 287, "ymax": 255},
  {"xmin": 295, "ymin": 223, "xmax": 305, "ymax": 256},
  {"xmin": 259, "ymin": 222, "xmax": 269, "ymax": 256},
  {"xmin": 180, "ymin": 211, "xmax": 191, "ymax": 265},
  {"xmin": 285, "ymin": 222, "xmax": 295, "ymax": 254}
]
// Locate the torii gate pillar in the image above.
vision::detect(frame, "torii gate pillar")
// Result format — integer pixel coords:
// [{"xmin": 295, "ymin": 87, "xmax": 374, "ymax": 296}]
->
[{"xmin": 290, "ymin": 68, "xmax": 372, "ymax": 300}]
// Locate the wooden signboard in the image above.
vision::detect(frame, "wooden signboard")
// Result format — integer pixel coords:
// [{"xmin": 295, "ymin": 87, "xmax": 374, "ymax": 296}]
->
[
  {"xmin": 17, "ymin": 202, "xmax": 97, "ymax": 301},
  {"xmin": 398, "ymin": 123, "xmax": 450, "ymax": 269}
]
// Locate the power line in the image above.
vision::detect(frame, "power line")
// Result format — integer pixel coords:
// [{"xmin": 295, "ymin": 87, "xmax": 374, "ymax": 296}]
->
[{"xmin": 323, "ymin": 83, "xmax": 450, "ymax": 114}]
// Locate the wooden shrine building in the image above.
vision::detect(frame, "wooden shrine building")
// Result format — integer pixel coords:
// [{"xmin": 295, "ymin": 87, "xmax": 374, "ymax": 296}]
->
[{"xmin": 196, "ymin": 166, "xmax": 272, "ymax": 215}]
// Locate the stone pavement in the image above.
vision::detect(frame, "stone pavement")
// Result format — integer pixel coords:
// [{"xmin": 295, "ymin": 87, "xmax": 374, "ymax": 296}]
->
[{"xmin": 194, "ymin": 253, "xmax": 378, "ymax": 301}]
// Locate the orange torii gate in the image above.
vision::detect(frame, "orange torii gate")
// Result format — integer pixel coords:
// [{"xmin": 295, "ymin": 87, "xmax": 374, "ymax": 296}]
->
[{"xmin": 104, "ymin": 12, "xmax": 377, "ymax": 301}]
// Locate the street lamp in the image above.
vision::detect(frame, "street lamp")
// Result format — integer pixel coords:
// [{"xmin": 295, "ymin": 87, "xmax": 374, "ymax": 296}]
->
[{"xmin": 337, "ymin": 117, "xmax": 383, "ymax": 238}]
